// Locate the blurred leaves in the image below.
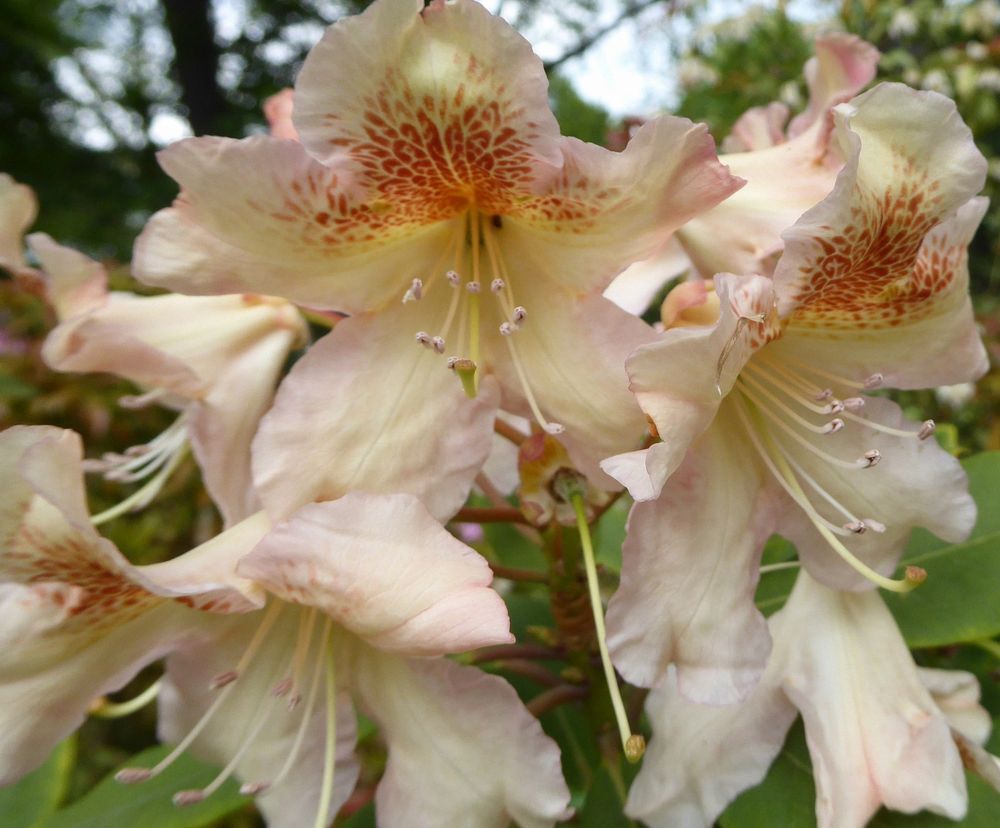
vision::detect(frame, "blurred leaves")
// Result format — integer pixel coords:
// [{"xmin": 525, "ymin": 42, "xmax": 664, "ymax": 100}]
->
[{"xmin": 0, "ymin": 739, "xmax": 76, "ymax": 828}]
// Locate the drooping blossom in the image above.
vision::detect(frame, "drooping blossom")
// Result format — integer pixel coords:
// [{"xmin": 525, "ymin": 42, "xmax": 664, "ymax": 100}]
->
[
  {"xmin": 133, "ymin": 0, "xmax": 742, "ymax": 522},
  {"xmin": 602, "ymin": 83, "xmax": 988, "ymax": 703},
  {"xmin": 605, "ymin": 33, "xmax": 880, "ymax": 315},
  {"xmin": 0, "ymin": 425, "xmax": 266, "ymax": 784},
  {"xmin": 146, "ymin": 493, "xmax": 572, "ymax": 827},
  {"xmin": 0, "ymin": 424, "xmax": 572, "ymax": 826},
  {"xmin": 625, "ymin": 571, "xmax": 970, "ymax": 828},
  {"xmin": 28, "ymin": 232, "xmax": 306, "ymax": 526}
]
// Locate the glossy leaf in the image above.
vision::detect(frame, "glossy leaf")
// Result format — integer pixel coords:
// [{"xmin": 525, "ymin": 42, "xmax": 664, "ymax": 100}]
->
[{"xmin": 0, "ymin": 739, "xmax": 75, "ymax": 828}]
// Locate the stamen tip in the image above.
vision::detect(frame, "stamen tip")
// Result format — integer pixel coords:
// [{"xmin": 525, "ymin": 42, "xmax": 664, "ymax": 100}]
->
[
  {"xmin": 918, "ymin": 420, "xmax": 936, "ymax": 440},
  {"xmin": 240, "ymin": 781, "xmax": 270, "ymax": 796},
  {"xmin": 272, "ymin": 678, "xmax": 293, "ymax": 698},
  {"xmin": 173, "ymin": 790, "xmax": 206, "ymax": 807},
  {"xmin": 825, "ymin": 418, "xmax": 845, "ymax": 434},
  {"xmin": 862, "ymin": 449, "xmax": 881, "ymax": 468},
  {"xmin": 864, "ymin": 373, "xmax": 884, "ymax": 390},
  {"xmin": 209, "ymin": 670, "xmax": 239, "ymax": 690},
  {"xmin": 864, "ymin": 519, "xmax": 886, "ymax": 533},
  {"xmin": 543, "ymin": 422, "xmax": 564, "ymax": 435},
  {"xmin": 843, "ymin": 396, "xmax": 865, "ymax": 411},
  {"xmin": 116, "ymin": 768, "xmax": 152, "ymax": 784},
  {"xmin": 843, "ymin": 520, "xmax": 867, "ymax": 534},
  {"xmin": 625, "ymin": 734, "xmax": 646, "ymax": 763},
  {"xmin": 904, "ymin": 565, "xmax": 928, "ymax": 587}
]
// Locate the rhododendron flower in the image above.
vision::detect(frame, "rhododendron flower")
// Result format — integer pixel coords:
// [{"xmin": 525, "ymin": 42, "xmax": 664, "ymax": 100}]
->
[
  {"xmin": 602, "ymin": 83, "xmax": 988, "ymax": 703},
  {"xmin": 605, "ymin": 33, "xmax": 879, "ymax": 315},
  {"xmin": 29, "ymin": 233, "xmax": 306, "ymax": 526},
  {"xmin": 0, "ymin": 425, "xmax": 571, "ymax": 826},
  {"xmin": 0, "ymin": 425, "xmax": 265, "ymax": 783},
  {"xmin": 142, "ymin": 493, "xmax": 572, "ymax": 827},
  {"xmin": 625, "ymin": 572, "xmax": 970, "ymax": 828},
  {"xmin": 133, "ymin": 0, "xmax": 741, "ymax": 521}
]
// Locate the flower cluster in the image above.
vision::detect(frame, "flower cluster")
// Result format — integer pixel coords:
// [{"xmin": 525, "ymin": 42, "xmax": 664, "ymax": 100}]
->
[{"xmin": 1, "ymin": 1, "xmax": 997, "ymax": 827}]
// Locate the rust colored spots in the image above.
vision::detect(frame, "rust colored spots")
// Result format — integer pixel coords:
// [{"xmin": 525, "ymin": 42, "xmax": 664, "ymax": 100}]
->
[{"xmin": 787, "ymin": 164, "xmax": 958, "ymax": 331}]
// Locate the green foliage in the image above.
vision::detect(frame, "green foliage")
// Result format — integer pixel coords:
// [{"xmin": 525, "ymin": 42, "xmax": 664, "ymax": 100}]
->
[
  {"xmin": 549, "ymin": 72, "xmax": 611, "ymax": 146},
  {"xmin": 0, "ymin": 740, "xmax": 76, "ymax": 828},
  {"xmin": 44, "ymin": 745, "xmax": 250, "ymax": 828},
  {"xmin": 673, "ymin": 8, "xmax": 812, "ymax": 138}
]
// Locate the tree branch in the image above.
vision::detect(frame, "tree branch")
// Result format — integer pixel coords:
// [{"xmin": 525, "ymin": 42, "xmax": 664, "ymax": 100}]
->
[{"xmin": 544, "ymin": 0, "xmax": 670, "ymax": 73}]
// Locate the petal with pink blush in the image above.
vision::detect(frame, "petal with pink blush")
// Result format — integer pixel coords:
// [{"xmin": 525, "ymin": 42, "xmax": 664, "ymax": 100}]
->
[
  {"xmin": 293, "ymin": 0, "xmax": 562, "ymax": 197},
  {"xmin": 918, "ymin": 668, "xmax": 993, "ymax": 746},
  {"xmin": 237, "ymin": 493, "xmax": 512, "ymax": 656},
  {"xmin": 263, "ymin": 88, "xmax": 298, "ymax": 141},
  {"xmin": 774, "ymin": 573, "xmax": 967, "ymax": 827},
  {"xmin": 626, "ymin": 667, "xmax": 796, "ymax": 828},
  {"xmin": 351, "ymin": 648, "xmax": 572, "ymax": 828},
  {"xmin": 721, "ymin": 101, "xmax": 790, "ymax": 153},
  {"xmin": 606, "ymin": 414, "xmax": 773, "ymax": 702},
  {"xmin": 135, "ymin": 136, "xmax": 455, "ymax": 313},
  {"xmin": 787, "ymin": 33, "xmax": 880, "ymax": 142}
]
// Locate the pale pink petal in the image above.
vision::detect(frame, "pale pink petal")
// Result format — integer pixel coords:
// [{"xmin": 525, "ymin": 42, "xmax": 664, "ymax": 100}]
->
[
  {"xmin": 350, "ymin": 647, "xmax": 572, "ymax": 828},
  {"xmin": 187, "ymin": 325, "xmax": 300, "ymax": 526},
  {"xmin": 603, "ymin": 273, "xmax": 777, "ymax": 500},
  {"xmin": 606, "ymin": 413, "xmax": 773, "ymax": 702},
  {"xmin": 676, "ymin": 137, "xmax": 839, "ymax": 279},
  {"xmin": 159, "ymin": 612, "xmax": 359, "ymax": 828},
  {"xmin": 42, "ymin": 290, "xmax": 304, "ymax": 401},
  {"xmin": 293, "ymin": 0, "xmax": 562, "ymax": 192},
  {"xmin": 505, "ymin": 119, "xmax": 743, "ymax": 293},
  {"xmin": 264, "ymin": 88, "xmax": 298, "ymax": 141},
  {"xmin": 135, "ymin": 136, "xmax": 456, "ymax": 313},
  {"xmin": 775, "ymin": 573, "xmax": 967, "ymax": 826},
  {"xmin": 603, "ymin": 237, "xmax": 693, "ymax": 316},
  {"xmin": 776, "ymin": 85, "xmax": 988, "ymax": 329},
  {"xmin": 787, "ymin": 34, "xmax": 881, "ymax": 141},
  {"xmin": 251, "ymin": 303, "xmax": 498, "ymax": 524},
  {"xmin": 0, "ymin": 585, "xmax": 202, "ymax": 785},
  {"xmin": 237, "ymin": 493, "xmax": 512, "ymax": 656},
  {"xmin": 775, "ymin": 198, "xmax": 989, "ymax": 389},
  {"xmin": 918, "ymin": 667, "xmax": 993, "ymax": 746},
  {"xmin": 763, "ymin": 391, "xmax": 976, "ymax": 591},
  {"xmin": 141, "ymin": 512, "xmax": 271, "ymax": 613},
  {"xmin": 27, "ymin": 233, "xmax": 107, "ymax": 318},
  {"xmin": 484, "ymin": 275, "xmax": 657, "ymax": 486},
  {"xmin": 721, "ymin": 101, "xmax": 790, "ymax": 152},
  {"xmin": 625, "ymin": 667, "xmax": 796, "ymax": 827},
  {"xmin": 0, "ymin": 173, "xmax": 37, "ymax": 276}
]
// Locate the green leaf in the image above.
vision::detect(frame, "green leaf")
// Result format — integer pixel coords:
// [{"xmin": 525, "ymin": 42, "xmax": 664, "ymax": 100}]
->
[
  {"xmin": 719, "ymin": 721, "xmax": 815, "ymax": 828},
  {"xmin": 44, "ymin": 745, "xmax": 249, "ymax": 828},
  {"xmin": 0, "ymin": 739, "xmax": 76, "ymax": 828},
  {"xmin": 884, "ymin": 451, "xmax": 1000, "ymax": 647},
  {"xmin": 577, "ymin": 762, "xmax": 636, "ymax": 828}
]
